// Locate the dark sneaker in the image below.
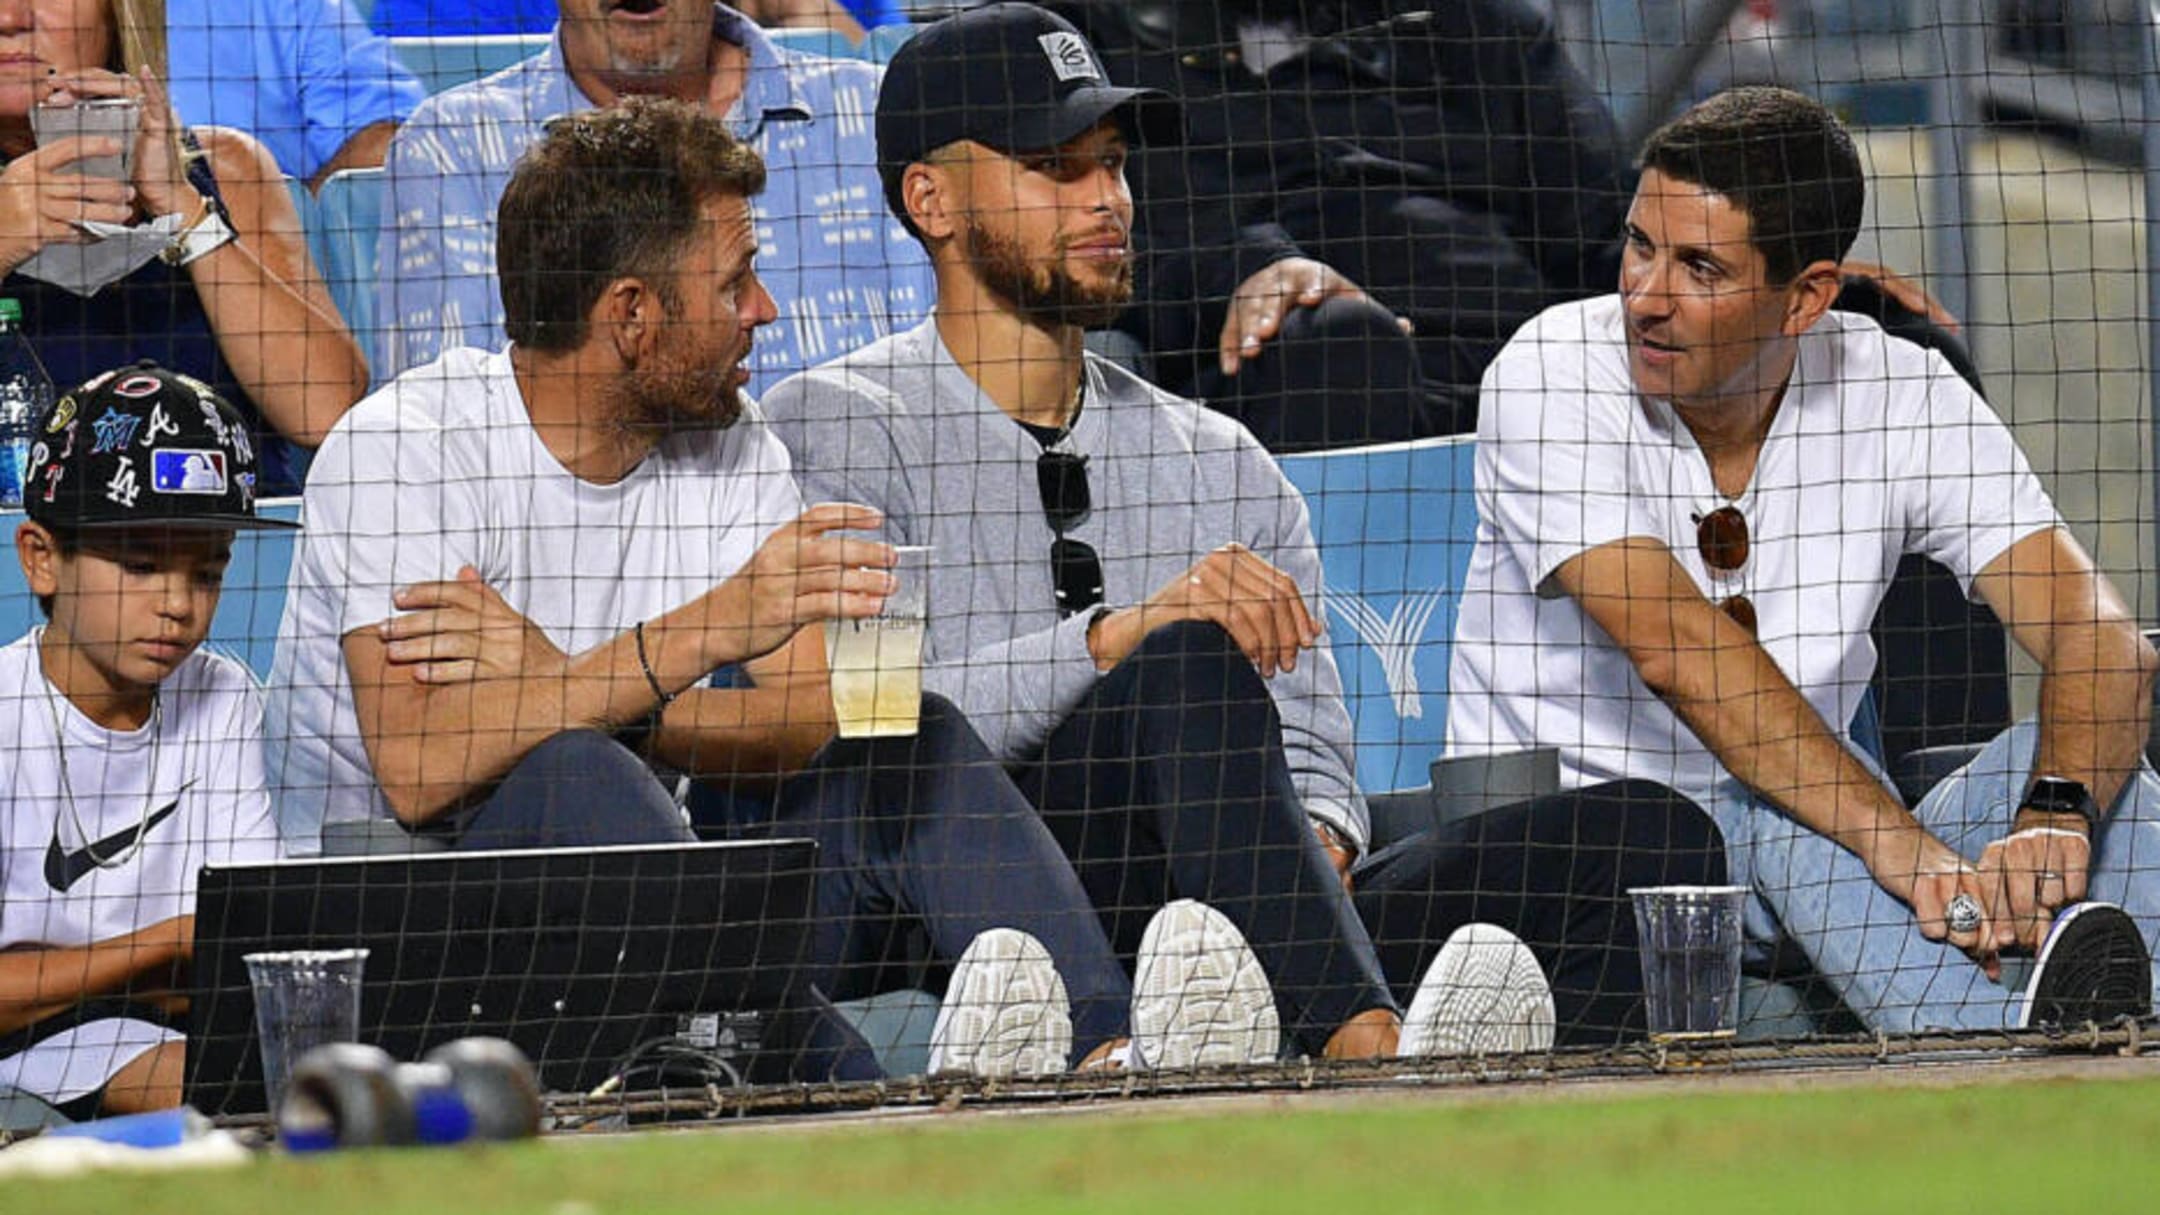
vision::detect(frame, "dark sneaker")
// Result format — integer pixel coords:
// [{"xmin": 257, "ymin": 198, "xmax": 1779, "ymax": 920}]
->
[{"xmin": 2016, "ymin": 902, "xmax": 2153, "ymax": 1029}]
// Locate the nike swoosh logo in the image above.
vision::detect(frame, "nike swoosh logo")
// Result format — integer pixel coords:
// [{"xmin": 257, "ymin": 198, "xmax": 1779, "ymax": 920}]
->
[{"xmin": 45, "ymin": 782, "xmax": 193, "ymax": 893}]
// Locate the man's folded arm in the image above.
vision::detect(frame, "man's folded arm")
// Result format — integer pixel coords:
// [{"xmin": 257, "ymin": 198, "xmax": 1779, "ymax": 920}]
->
[{"xmin": 344, "ymin": 586, "xmax": 787, "ymax": 825}]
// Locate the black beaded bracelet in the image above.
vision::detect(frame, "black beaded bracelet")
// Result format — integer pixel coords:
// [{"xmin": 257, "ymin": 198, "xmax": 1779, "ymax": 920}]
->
[{"xmin": 634, "ymin": 620, "xmax": 675, "ymax": 707}]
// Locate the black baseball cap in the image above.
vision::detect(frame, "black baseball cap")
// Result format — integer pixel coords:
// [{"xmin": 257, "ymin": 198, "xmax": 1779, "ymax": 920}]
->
[
  {"xmin": 876, "ymin": 3, "xmax": 1179, "ymax": 222},
  {"xmin": 23, "ymin": 360, "xmax": 298, "ymax": 533}
]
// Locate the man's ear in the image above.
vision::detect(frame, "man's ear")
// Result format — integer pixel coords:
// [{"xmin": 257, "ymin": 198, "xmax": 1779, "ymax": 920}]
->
[
  {"xmin": 595, "ymin": 276, "xmax": 664, "ymax": 365},
  {"xmin": 903, "ymin": 159, "xmax": 960, "ymax": 242},
  {"xmin": 16, "ymin": 522, "xmax": 60, "ymax": 600},
  {"xmin": 1782, "ymin": 259, "xmax": 1845, "ymax": 336}
]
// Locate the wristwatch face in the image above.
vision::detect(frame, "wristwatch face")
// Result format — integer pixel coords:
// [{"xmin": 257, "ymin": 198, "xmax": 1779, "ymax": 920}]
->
[{"xmin": 2025, "ymin": 776, "xmax": 2097, "ymax": 825}]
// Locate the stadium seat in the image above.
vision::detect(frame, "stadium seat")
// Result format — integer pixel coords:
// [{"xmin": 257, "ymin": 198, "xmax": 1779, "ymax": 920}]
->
[
  {"xmin": 765, "ymin": 26, "xmax": 860, "ymax": 61},
  {"xmin": 1278, "ymin": 436, "xmax": 1478, "ymax": 797},
  {"xmin": 286, "ymin": 176, "xmax": 318, "ymax": 244},
  {"xmin": 863, "ymin": 21, "xmax": 921, "ymax": 63},
  {"xmin": 314, "ymin": 167, "xmax": 388, "ymax": 382},
  {"xmin": 389, "ymin": 33, "xmax": 550, "ymax": 93}
]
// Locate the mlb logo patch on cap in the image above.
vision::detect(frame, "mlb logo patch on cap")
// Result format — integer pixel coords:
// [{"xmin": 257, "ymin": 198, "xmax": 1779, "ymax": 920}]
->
[{"xmin": 152, "ymin": 449, "xmax": 228, "ymax": 495}]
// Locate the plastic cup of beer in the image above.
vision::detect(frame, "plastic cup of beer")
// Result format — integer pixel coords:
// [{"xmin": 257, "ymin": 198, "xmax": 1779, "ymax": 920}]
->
[
  {"xmin": 827, "ymin": 544, "xmax": 930, "ymax": 738},
  {"xmin": 1629, "ymin": 885, "xmax": 1747, "ymax": 1041}
]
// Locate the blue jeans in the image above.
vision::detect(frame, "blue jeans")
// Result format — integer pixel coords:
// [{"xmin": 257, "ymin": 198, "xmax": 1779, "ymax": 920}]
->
[{"xmin": 1708, "ymin": 719, "xmax": 2160, "ymax": 1032}]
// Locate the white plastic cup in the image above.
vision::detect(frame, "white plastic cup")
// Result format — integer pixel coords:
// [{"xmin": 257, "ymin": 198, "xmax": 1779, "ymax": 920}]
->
[
  {"xmin": 1629, "ymin": 885, "xmax": 1747, "ymax": 1041},
  {"xmin": 827, "ymin": 544, "xmax": 931, "ymax": 738},
  {"xmin": 243, "ymin": 948, "xmax": 368, "ymax": 1111}
]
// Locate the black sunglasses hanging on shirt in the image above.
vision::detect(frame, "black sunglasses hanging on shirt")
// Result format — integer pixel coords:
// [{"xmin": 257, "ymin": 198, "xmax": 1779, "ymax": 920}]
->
[{"xmin": 1038, "ymin": 449, "xmax": 1103, "ymax": 617}]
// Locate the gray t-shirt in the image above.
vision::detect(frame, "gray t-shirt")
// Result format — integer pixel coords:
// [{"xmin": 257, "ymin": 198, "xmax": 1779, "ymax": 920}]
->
[{"xmin": 762, "ymin": 320, "xmax": 1368, "ymax": 848}]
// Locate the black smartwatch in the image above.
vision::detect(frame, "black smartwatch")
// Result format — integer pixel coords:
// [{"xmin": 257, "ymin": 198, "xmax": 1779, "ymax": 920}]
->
[{"xmin": 2018, "ymin": 775, "xmax": 2101, "ymax": 834}]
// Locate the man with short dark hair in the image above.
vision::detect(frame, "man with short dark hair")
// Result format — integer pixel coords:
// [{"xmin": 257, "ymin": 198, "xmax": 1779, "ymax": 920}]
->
[
  {"xmin": 1450, "ymin": 86, "xmax": 2160, "ymax": 1032},
  {"xmin": 272, "ymin": 98, "xmax": 1276, "ymax": 1080}
]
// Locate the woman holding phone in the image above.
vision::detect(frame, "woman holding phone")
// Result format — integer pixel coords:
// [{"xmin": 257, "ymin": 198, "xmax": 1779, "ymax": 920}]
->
[{"xmin": 0, "ymin": 0, "xmax": 367, "ymax": 494}]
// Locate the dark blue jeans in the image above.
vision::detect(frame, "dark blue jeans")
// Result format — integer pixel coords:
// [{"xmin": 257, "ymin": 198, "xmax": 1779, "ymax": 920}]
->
[
  {"xmin": 457, "ymin": 701, "xmax": 1133, "ymax": 1071},
  {"xmin": 1012, "ymin": 620, "xmax": 1397, "ymax": 1058}
]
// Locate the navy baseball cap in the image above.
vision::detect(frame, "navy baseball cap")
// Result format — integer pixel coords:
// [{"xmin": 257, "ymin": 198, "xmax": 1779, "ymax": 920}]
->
[
  {"xmin": 23, "ymin": 360, "xmax": 297, "ymax": 533},
  {"xmin": 876, "ymin": 3, "xmax": 1179, "ymax": 222}
]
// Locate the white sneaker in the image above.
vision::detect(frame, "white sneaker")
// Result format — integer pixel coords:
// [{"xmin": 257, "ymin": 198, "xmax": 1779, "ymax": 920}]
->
[
  {"xmin": 927, "ymin": 928, "xmax": 1073, "ymax": 1078},
  {"xmin": 1130, "ymin": 900, "xmax": 1281, "ymax": 1070},
  {"xmin": 1399, "ymin": 923, "xmax": 1556, "ymax": 1057}
]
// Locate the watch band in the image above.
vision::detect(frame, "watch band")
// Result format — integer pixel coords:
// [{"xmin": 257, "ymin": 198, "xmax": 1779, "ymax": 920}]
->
[{"xmin": 2019, "ymin": 775, "xmax": 2100, "ymax": 833}]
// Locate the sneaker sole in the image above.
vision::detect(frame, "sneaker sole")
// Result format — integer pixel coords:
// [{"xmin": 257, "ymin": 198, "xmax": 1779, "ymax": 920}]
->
[
  {"xmin": 928, "ymin": 928, "xmax": 1072, "ymax": 1078},
  {"xmin": 1131, "ymin": 900, "xmax": 1280, "ymax": 1070},
  {"xmin": 2018, "ymin": 901, "xmax": 2153, "ymax": 1030},
  {"xmin": 1400, "ymin": 923, "xmax": 1556, "ymax": 1057}
]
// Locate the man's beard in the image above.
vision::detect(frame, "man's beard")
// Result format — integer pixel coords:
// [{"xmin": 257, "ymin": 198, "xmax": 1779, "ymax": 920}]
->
[
  {"xmin": 963, "ymin": 217, "xmax": 1133, "ymax": 331},
  {"xmin": 602, "ymin": 331, "xmax": 747, "ymax": 438}
]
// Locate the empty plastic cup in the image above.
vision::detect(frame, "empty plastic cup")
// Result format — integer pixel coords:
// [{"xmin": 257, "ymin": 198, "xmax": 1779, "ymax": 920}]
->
[
  {"xmin": 1629, "ymin": 886, "xmax": 1748, "ymax": 1040},
  {"xmin": 244, "ymin": 948, "xmax": 368, "ymax": 1111}
]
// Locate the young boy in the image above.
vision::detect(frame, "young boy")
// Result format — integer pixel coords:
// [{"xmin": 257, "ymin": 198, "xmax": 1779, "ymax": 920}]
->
[{"xmin": 1, "ymin": 362, "xmax": 293, "ymax": 1118}]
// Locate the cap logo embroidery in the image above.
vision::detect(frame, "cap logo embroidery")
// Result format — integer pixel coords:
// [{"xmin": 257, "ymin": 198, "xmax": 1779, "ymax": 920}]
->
[
  {"xmin": 111, "ymin": 373, "xmax": 163, "ymax": 400},
  {"xmin": 90, "ymin": 407, "xmax": 140, "ymax": 455},
  {"xmin": 139, "ymin": 403, "xmax": 180, "ymax": 447},
  {"xmin": 152, "ymin": 449, "xmax": 228, "ymax": 495},
  {"xmin": 1038, "ymin": 32, "xmax": 1100, "ymax": 83},
  {"xmin": 105, "ymin": 456, "xmax": 139, "ymax": 507}
]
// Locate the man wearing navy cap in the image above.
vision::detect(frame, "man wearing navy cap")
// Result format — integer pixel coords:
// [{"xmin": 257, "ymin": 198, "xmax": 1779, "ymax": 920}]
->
[
  {"xmin": 765, "ymin": 3, "xmax": 1636, "ymax": 1061},
  {"xmin": 1, "ymin": 363, "xmax": 290, "ymax": 1118}
]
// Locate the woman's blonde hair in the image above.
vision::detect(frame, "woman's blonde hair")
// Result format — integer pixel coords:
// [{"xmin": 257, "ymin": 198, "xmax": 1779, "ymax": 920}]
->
[
  {"xmin": 102, "ymin": 0, "xmax": 193, "ymax": 173},
  {"xmin": 108, "ymin": 0, "xmax": 169, "ymax": 79}
]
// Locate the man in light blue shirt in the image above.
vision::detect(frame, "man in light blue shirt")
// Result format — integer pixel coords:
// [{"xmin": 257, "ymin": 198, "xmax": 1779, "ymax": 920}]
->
[
  {"xmin": 166, "ymin": 0, "xmax": 427, "ymax": 187},
  {"xmin": 377, "ymin": 0, "xmax": 933, "ymax": 390}
]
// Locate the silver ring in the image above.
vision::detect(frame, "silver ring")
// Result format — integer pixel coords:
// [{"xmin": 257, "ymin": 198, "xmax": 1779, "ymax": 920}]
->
[
  {"xmin": 2039, "ymin": 870, "xmax": 2066, "ymax": 884},
  {"xmin": 1947, "ymin": 893, "xmax": 1984, "ymax": 935}
]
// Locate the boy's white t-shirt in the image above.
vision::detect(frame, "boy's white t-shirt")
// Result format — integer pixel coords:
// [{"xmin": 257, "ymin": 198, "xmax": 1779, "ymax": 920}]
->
[
  {"xmin": 1446, "ymin": 296, "xmax": 2061, "ymax": 809},
  {"xmin": 266, "ymin": 347, "xmax": 804, "ymax": 846},
  {"xmin": 0, "ymin": 638, "xmax": 281, "ymax": 1103}
]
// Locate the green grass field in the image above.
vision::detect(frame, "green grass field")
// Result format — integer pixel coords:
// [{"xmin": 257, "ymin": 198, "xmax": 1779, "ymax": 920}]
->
[{"xmin": 14, "ymin": 1071, "xmax": 2160, "ymax": 1213}]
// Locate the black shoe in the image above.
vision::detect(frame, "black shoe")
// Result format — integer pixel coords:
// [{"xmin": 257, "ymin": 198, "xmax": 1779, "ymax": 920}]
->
[{"xmin": 2016, "ymin": 902, "xmax": 2153, "ymax": 1029}]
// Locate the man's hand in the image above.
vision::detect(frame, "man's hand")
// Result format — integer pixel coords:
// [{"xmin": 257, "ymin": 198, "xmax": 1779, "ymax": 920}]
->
[
  {"xmin": 1976, "ymin": 817, "xmax": 2092, "ymax": 953},
  {"xmin": 708, "ymin": 503, "xmax": 896, "ymax": 665},
  {"xmin": 1314, "ymin": 822, "xmax": 1355, "ymax": 894},
  {"xmin": 1842, "ymin": 258, "xmax": 1961, "ymax": 335},
  {"xmin": 379, "ymin": 566, "xmax": 566, "ymax": 685},
  {"xmin": 1217, "ymin": 257, "xmax": 1411, "ymax": 377},
  {"xmin": 1862, "ymin": 822, "xmax": 2003, "ymax": 979},
  {"xmin": 1088, "ymin": 543, "xmax": 1320, "ymax": 677}
]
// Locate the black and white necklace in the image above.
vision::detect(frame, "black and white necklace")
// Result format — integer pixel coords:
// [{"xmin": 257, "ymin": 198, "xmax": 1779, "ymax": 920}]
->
[{"xmin": 39, "ymin": 629, "xmax": 168, "ymax": 874}]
